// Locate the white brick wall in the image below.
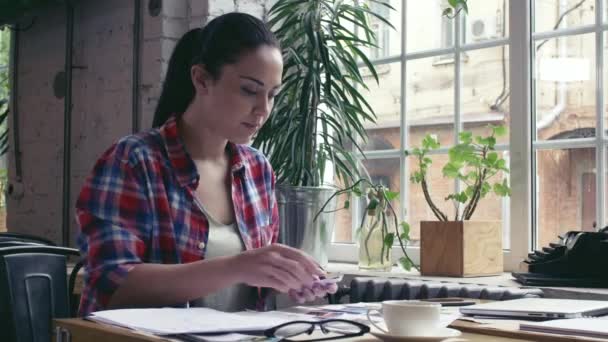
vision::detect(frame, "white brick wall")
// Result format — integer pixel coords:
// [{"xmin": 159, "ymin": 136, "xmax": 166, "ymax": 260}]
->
[{"xmin": 7, "ymin": 0, "xmax": 274, "ymax": 244}]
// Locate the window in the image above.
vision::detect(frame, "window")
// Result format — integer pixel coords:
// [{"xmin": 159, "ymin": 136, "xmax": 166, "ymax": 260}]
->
[
  {"xmin": 330, "ymin": 0, "xmax": 512, "ymax": 266},
  {"xmin": 532, "ymin": 0, "xmax": 603, "ymax": 249},
  {"xmin": 329, "ymin": 0, "xmax": 608, "ymax": 271},
  {"xmin": 369, "ymin": 0, "xmax": 391, "ymax": 59}
]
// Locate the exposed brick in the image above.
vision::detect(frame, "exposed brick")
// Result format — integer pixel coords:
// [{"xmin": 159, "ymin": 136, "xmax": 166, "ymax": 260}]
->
[
  {"xmin": 162, "ymin": 17, "xmax": 189, "ymax": 39},
  {"xmin": 190, "ymin": 15, "xmax": 206, "ymax": 29},
  {"xmin": 7, "ymin": 0, "xmax": 275, "ymax": 244},
  {"xmin": 208, "ymin": 0, "xmax": 235, "ymax": 14},
  {"xmin": 190, "ymin": 0, "xmax": 208, "ymax": 17},
  {"xmin": 161, "ymin": 38, "xmax": 178, "ymax": 63},
  {"xmin": 162, "ymin": 0, "xmax": 189, "ymax": 18}
]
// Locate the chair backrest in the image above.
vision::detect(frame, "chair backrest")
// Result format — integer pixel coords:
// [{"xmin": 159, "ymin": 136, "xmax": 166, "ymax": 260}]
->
[
  {"xmin": 0, "ymin": 241, "xmax": 46, "ymax": 249},
  {"xmin": 0, "ymin": 232, "xmax": 56, "ymax": 246},
  {"xmin": 0, "ymin": 246, "xmax": 79, "ymax": 342}
]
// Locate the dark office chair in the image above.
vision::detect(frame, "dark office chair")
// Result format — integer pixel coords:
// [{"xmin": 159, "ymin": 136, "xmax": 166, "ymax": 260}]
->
[
  {"xmin": 0, "ymin": 232, "xmax": 56, "ymax": 246},
  {"xmin": 0, "ymin": 245, "xmax": 80, "ymax": 342},
  {"xmin": 328, "ymin": 276, "xmax": 543, "ymax": 304}
]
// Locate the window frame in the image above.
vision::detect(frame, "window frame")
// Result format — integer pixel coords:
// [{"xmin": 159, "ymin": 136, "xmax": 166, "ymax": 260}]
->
[
  {"xmin": 530, "ymin": 0, "xmax": 607, "ymax": 249},
  {"xmin": 328, "ymin": 0, "xmax": 530, "ymax": 271}
]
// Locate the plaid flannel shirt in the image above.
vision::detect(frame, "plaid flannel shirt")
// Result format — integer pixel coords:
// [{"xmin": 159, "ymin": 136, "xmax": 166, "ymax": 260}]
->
[{"xmin": 76, "ymin": 115, "xmax": 279, "ymax": 316}]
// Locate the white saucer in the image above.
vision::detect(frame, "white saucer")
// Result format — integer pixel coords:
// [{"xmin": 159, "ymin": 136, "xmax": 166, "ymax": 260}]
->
[{"xmin": 369, "ymin": 327, "xmax": 462, "ymax": 342}]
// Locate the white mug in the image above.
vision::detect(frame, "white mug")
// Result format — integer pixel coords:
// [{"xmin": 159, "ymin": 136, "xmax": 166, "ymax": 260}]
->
[{"xmin": 366, "ymin": 300, "xmax": 442, "ymax": 336}]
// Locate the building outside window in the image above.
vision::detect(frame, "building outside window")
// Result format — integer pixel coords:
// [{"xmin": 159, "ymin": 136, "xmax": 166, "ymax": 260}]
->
[
  {"xmin": 329, "ymin": 0, "xmax": 603, "ymax": 270},
  {"xmin": 369, "ymin": 0, "xmax": 391, "ymax": 59}
]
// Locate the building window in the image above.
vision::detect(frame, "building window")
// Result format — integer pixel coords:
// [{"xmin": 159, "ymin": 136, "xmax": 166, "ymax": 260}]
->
[
  {"xmin": 532, "ymin": 0, "xmax": 598, "ymax": 250},
  {"xmin": 329, "ymin": 0, "xmax": 602, "ymax": 271},
  {"xmin": 330, "ymin": 0, "xmax": 512, "ymax": 266},
  {"xmin": 369, "ymin": 0, "xmax": 391, "ymax": 59}
]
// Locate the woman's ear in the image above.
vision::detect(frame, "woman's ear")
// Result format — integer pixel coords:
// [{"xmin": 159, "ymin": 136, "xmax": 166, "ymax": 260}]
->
[{"xmin": 191, "ymin": 64, "xmax": 212, "ymax": 94}]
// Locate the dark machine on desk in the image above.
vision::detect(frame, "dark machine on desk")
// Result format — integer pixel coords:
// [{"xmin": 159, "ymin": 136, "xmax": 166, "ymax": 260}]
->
[{"xmin": 512, "ymin": 226, "xmax": 608, "ymax": 287}]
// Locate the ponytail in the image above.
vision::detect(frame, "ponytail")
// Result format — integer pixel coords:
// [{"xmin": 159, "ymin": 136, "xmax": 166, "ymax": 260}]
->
[
  {"xmin": 152, "ymin": 28, "xmax": 202, "ymax": 128},
  {"xmin": 152, "ymin": 12, "xmax": 279, "ymax": 128}
]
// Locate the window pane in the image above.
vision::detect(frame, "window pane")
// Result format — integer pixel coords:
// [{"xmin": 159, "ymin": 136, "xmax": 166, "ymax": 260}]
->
[
  {"xmin": 462, "ymin": 46, "xmax": 510, "ymax": 145},
  {"xmin": 364, "ymin": 157, "xmax": 402, "ymax": 223},
  {"xmin": 360, "ymin": 62, "xmax": 401, "ymax": 151},
  {"xmin": 406, "ymin": 0, "xmax": 451, "ymax": 52},
  {"xmin": 333, "ymin": 180, "xmax": 354, "ymax": 244},
  {"xmin": 533, "ymin": 0, "xmax": 595, "ymax": 33},
  {"xmin": 536, "ymin": 148, "xmax": 596, "ymax": 249},
  {"xmin": 363, "ymin": 0, "xmax": 402, "ymax": 59},
  {"xmin": 462, "ymin": 0, "xmax": 509, "ymax": 45},
  {"xmin": 534, "ymin": 33, "xmax": 595, "ymax": 141},
  {"xmin": 604, "ymin": 32, "xmax": 608, "ymax": 137},
  {"xmin": 333, "ymin": 158, "xmax": 401, "ymax": 243},
  {"xmin": 407, "ymin": 153, "xmax": 456, "ymax": 243},
  {"xmin": 407, "ymin": 55, "xmax": 455, "ymax": 147}
]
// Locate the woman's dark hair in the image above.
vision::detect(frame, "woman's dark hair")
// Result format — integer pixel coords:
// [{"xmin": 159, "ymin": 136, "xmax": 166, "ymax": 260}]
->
[{"xmin": 152, "ymin": 12, "xmax": 279, "ymax": 127}]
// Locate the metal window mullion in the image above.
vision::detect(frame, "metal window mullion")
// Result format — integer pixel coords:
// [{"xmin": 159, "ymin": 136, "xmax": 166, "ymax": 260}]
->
[
  {"xmin": 509, "ymin": 0, "xmax": 533, "ymax": 268},
  {"xmin": 402, "ymin": 38, "xmax": 510, "ymax": 64},
  {"xmin": 401, "ymin": 0, "xmax": 409, "ymax": 223},
  {"xmin": 453, "ymin": 11, "xmax": 462, "ymax": 213},
  {"xmin": 531, "ymin": 1, "xmax": 539, "ymax": 251},
  {"xmin": 355, "ymin": 149, "xmax": 401, "ymax": 159},
  {"xmin": 461, "ymin": 37, "xmax": 510, "ymax": 52},
  {"xmin": 532, "ymin": 24, "xmax": 597, "ymax": 40},
  {"xmin": 404, "ymin": 46, "xmax": 456, "ymax": 60},
  {"xmin": 596, "ymin": 0, "xmax": 606, "ymax": 230},
  {"xmin": 533, "ymin": 138, "xmax": 598, "ymax": 149}
]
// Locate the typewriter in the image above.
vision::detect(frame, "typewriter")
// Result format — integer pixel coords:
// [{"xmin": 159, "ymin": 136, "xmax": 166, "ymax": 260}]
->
[{"xmin": 512, "ymin": 227, "xmax": 608, "ymax": 287}]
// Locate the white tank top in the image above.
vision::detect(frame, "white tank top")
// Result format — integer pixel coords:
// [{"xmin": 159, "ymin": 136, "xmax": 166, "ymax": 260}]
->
[{"xmin": 189, "ymin": 202, "xmax": 257, "ymax": 312}]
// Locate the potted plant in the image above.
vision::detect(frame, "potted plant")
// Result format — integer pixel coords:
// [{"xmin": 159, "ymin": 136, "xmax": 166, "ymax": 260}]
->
[
  {"xmin": 406, "ymin": 125, "xmax": 510, "ymax": 276},
  {"xmin": 253, "ymin": 0, "xmax": 394, "ymax": 266},
  {"xmin": 316, "ymin": 179, "xmax": 418, "ymax": 272}
]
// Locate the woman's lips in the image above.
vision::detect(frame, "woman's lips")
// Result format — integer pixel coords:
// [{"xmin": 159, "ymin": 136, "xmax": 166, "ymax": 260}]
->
[{"xmin": 242, "ymin": 122, "xmax": 260, "ymax": 131}]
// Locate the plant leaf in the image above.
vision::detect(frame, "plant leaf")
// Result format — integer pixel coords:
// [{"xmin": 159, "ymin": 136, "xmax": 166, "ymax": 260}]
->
[
  {"xmin": 385, "ymin": 190, "xmax": 399, "ymax": 201},
  {"xmin": 384, "ymin": 233, "xmax": 395, "ymax": 248},
  {"xmin": 399, "ymin": 257, "xmax": 413, "ymax": 271}
]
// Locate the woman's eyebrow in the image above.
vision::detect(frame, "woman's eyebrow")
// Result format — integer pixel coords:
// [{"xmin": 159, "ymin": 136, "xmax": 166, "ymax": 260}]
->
[{"xmin": 239, "ymin": 75, "xmax": 281, "ymax": 89}]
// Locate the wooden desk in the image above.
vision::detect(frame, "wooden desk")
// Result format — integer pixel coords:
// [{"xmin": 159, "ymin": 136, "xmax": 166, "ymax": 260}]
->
[
  {"xmin": 53, "ymin": 318, "xmax": 529, "ymax": 342},
  {"xmin": 54, "ymin": 316, "xmax": 608, "ymax": 342}
]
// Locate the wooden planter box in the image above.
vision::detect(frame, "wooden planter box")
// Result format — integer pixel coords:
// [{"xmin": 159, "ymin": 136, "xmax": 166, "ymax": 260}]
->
[{"xmin": 420, "ymin": 220, "xmax": 503, "ymax": 277}]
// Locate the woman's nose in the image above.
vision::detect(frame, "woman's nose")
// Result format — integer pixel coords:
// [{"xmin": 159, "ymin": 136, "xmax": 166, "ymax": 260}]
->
[{"xmin": 254, "ymin": 94, "xmax": 271, "ymax": 117}]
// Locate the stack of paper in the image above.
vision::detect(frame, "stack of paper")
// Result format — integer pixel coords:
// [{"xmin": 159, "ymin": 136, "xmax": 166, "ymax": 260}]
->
[
  {"xmin": 520, "ymin": 318, "xmax": 608, "ymax": 339},
  {"xmin": 87, "ymin": 307, "xmax": 295, "ymax": 335}
]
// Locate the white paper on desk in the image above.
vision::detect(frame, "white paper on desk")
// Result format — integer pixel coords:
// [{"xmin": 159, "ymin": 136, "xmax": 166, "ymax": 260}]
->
[{"xmin": 87, "ymin": 307, "xmax": 293, "ymax": 335}]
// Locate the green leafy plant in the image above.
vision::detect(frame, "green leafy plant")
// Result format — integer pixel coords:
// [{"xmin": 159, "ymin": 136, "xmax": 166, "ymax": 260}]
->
[
  {"xmin": 406, "ymin": 125, "xmax": 511, "ymax": 221},
  {"xmin": 443, "ymin": 0, "xmax": 469, "ymax": 18},
  {"xmin": 315, "ymin": 179, "xmax": 419, "ymax": 271},
  {"xmin": 253, "ymin": 0, "xmax": 394, "ymax": 187}
]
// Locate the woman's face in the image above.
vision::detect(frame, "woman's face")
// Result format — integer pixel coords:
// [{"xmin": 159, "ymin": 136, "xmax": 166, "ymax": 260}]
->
[{"xmin": 192, "ymin": 45, "xmax": 283, "ymax": 144}]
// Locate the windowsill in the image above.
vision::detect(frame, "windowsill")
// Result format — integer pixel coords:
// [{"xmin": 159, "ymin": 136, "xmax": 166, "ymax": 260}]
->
[{"xmin": 326, "ymin": 262, "xmax": 608, "ymax": 300}]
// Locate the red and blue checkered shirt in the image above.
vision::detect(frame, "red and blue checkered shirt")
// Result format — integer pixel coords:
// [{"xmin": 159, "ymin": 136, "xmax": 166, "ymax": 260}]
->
[{"xmin": 76, "ymin": 115, "xmax": 279, "ymax": 316}]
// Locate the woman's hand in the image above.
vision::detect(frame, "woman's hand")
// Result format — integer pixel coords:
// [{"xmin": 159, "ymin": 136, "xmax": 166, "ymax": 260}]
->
[
  {"xmin": 232, "ymin": 243, "xmax": 325, "ymax": 293},
  {"xmin": 288, "ymin": 276, "xmax": 339, "ymax": 304}
]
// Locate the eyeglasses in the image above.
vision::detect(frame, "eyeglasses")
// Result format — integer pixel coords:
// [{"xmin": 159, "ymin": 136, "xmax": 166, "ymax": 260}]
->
[{"xmin": 264, "ymin": 319, "xmax": 370, "ymax": 341}]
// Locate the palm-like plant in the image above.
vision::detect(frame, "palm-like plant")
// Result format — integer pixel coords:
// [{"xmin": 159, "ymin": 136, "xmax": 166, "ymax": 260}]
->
[{"xmin": 253, "ymin": 0, "xmax": 394, "ymax": 187}]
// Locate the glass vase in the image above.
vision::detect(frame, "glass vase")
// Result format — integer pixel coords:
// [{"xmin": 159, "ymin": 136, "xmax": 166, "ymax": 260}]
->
[{"xmin": 358, "ymin": 209, "xmax": 392, "ymax": 271}]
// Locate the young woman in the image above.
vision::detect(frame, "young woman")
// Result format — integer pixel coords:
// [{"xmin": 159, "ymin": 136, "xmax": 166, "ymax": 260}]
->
[{"xmin": 76, "ymin": 12, "xmax": 336, "ymax": 316}]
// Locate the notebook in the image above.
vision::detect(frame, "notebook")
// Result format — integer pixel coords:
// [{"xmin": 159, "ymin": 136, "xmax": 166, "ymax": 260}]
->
[
  {"xmin": 87, "ymin": 307, "xmax": 295, "ymax": 335},
  {"xmin": 459, "ymin": 298, "xmax": 608, "ymax": 319},
  {"xmin": 520, "ymin": 318, "xmax": 608, "ymax": 339}
]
